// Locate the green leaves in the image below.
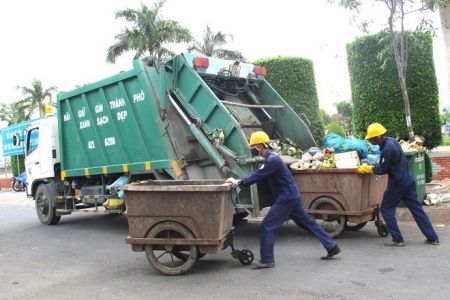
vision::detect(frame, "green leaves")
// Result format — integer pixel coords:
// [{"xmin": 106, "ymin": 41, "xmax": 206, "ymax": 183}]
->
[
  {"xmin": 348, "ymin": 31, "xmax": 442, "ymax": 148},
  {"xmin": 187, "ymin": 25, "xmax": 247, "ymax": 62},
  {"xmin": 253, "ymin": 57, "xmax": 325, "ymax": 146},
  {"xmin": 0, "ymin": 79, "xmax": 56, "ymax": 125},
  {"xmin": 106, "ymin": 0, "xmax": 193, "ymax": 63}
]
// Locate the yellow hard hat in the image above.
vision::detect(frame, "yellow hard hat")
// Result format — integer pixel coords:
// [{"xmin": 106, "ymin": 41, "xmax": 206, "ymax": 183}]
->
[
  {"xmin": 249, "ymin": 131, "xmax": 270, "ymax": 146},
  {"xmin": 365, "ymin": 123, "xmax": 387, "ymax": 139}
]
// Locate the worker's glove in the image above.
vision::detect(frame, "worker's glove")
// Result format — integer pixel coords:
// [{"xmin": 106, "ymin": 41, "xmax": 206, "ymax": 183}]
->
[
  {"xmin": 356, "ymin": 165, "xmax": 374, "ymax": 174},
  {"xmin": 225, "ymin": 178, "xmax": 240, "ymax": 185}
]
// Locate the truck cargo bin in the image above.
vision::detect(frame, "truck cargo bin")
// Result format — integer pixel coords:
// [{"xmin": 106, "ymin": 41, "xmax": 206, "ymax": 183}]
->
[{"xmin": 16, "ymin": 52, "xmax": 318, "ymax": 226}]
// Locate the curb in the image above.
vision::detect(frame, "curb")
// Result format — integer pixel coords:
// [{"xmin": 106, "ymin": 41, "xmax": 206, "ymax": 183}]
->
[
  {"xmin": 247, "ymin": 206, "xmax": 450, "ymax": 225},
  {"xmin": 396, "ymin": 205, "xmax": 450, "ymax": 224}
]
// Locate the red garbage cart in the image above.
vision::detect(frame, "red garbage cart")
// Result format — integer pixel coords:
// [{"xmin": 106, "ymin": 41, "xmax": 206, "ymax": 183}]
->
[
  {"xmin": 292, "ymin": 169, "xmax": 388, "ymax": 238},
  {"xmin": 257, "ymin": 169, "xmax": 389, "ymax": 238},
  {"xmin": 121, "ymin": 180, "xmax": 253, "ymax": 276}
]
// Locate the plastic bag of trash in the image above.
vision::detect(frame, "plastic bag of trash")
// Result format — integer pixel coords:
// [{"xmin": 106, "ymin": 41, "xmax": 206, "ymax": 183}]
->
[
  {"xmin": 301, "ymin": 152, "xmax": 313, "ymax": 162},
  {"xmin": 366, "ymin": 154, "xmax": 380, "ymax": 166},
  {"xmin": 323, "ymin": 133, "xmax": 369, "ymax": 158},
  {"xmin": 103, "ymin": 196, "xmax": 126, "ymax": 210},
  {"xmin": 368, "ymin": 144, "xmax": 381, "ymax": 155},
  {"xmin": 290, "ymin": 160, "xmax": 310, "ymax": 170},
  {"xmin": 307, "ymin": 147, "xmax": 323, "ymax": 156}
]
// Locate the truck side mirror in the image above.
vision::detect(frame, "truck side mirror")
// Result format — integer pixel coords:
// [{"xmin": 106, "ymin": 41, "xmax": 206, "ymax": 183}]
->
[{"xmin": 12, "ymin": 133, "xmax": 21, "ymax": 146}]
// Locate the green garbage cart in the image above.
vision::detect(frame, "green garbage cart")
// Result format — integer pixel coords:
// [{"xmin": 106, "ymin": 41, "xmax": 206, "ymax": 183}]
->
[{"xmin": 399, "ymin": 150, "xmax": 429, "ymax": 207}]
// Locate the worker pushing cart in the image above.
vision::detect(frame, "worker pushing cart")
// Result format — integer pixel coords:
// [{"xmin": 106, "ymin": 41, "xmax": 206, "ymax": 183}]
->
[{"xmin": 226, "ymin": 131, "xmax": 341, "ymax": 268}]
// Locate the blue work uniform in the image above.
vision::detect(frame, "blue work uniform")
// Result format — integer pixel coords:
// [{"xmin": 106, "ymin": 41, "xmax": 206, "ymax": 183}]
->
[
  {"xmin": 240, "ymin": 150, "xmax": 337, "ymax": 263},
  {"xmin": 373, "ymin": 137, "xmax": 438, "ymax": 243}
]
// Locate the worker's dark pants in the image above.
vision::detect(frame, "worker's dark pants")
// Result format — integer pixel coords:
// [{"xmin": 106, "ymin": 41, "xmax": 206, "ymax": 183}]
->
[
  {"xmin": 260, "ymin": 197, "xmax": 337, "ymax": 263},
  {"xmin": 380, "ymin": 181, "xmax": 439, "ymax": 243}
]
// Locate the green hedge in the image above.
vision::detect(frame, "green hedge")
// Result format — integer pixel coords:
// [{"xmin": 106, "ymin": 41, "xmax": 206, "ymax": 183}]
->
[
  {"xmin": 347, "ymin": 31, "xmax": 442, "ymax": 148},
  {"xmin": 10, "ymin": 155, "xmax": 25, "ymax": 177},
  {"xmin": 253, "ymin": 57, "xmax": 325, "ymax": 146}
]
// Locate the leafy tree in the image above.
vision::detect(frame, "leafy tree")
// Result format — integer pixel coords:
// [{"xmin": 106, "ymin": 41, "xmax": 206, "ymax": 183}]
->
[
  {"xmin": 0, "ymin": 101, "xmax": 28, "ymax": 126},
  {"xmin": 106, "ymin": 0, "xmax": 193, "ymax": 63},
  {"xmin": 348, "ymin": 31, "xmax": 442, "ymax": 148},
  {"xmin": 16, "ymin": 79, "xmax": 57, "ymax": 117},
  {"xmin": 321, "ymin": 109, "xmax": 332, "ymax": 125},
  {"xmin": 187, "ymin": 25, "xmax": 247, "ymax": 62},
  {"xmin": 441, "ymin": 111, "xmax": 450, "ymax": 124},
  {"xmin": 253, "ymin": 57, "xmax": 325, "ymax": 146},
  {"xmin": 10, "ymin": 155, "xmax": 25, "ymax": 177},
  {"xmin": 326, "ymin": 118, "xmax": 346, "ymax": 138},
  {"xmin": 328, "ymin": 0, "xmax": 450, "ymax": 142},
  {"xmin": 336, "ymin": 101, "xmax": 353, "ymax": 134}
]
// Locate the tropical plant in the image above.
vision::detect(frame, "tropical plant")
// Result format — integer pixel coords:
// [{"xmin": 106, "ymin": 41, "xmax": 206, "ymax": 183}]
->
[
  {"xmin": 187, "ymin": 25, "xmax": 247, "ymax": 62},
  {"xmin": 16, "ymin": 79, "xmax": 57, "ymax": 117},
  {"xmin": 106, "ymin": 0, "xmax": 193, "ymax": 63},
  {"xmin": 0, "ymin": 101, "xmax": 28, "ymax": 126}
]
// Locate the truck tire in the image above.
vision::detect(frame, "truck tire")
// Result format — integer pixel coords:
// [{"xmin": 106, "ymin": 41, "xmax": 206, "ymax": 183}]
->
[{"xmin": 35, "ymin": 184, "xmax": 61, "ymax": 225}]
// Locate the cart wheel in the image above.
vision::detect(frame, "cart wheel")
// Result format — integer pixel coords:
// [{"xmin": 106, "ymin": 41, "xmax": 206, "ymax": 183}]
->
[
  {"xmin": 172, "ymin": 247, "xmax": 206, "ymax": 261},
  {"xmin": 144, "ymin": 221, "xmax": 198, "ymax": 276},
  {"xmin": 377, "ymin": 223, "xmax": 389, "ymax": 237},
  {"xmin": 238, "ymin": 249, "xmax": 254, "ymax": 265},
  {"xmin": 345, "ymin": 221, "xmax": 368, "ymax": 231},
  {"xmin": 309, "ymin": 197, "xmax": 346, "ymax": 238}
]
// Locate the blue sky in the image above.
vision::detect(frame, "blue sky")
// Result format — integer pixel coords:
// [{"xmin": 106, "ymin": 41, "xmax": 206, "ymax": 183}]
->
[{"xmin": 0, "ymin": 0, "xmax": 447, "ymax": 117}]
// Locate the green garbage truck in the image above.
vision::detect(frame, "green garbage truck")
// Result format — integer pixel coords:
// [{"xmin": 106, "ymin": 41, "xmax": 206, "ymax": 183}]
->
[{"xmin": 16, "ymin": 52, "xmax": 316, "ymax": 225}]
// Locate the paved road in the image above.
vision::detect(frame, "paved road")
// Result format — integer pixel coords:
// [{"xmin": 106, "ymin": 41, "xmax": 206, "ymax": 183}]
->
[{"xmin": 1, "ymin": 191, "xmax": 449, "ymax": 300}]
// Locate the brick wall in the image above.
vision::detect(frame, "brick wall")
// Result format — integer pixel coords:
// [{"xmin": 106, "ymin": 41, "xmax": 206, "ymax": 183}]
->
[
  {"xmin": 429, "ymin": 151, "xmax": 450, "ymax": 181},
  {"xmin": 0, "ymin": 178, "xmax": 11, "ymax": 189}
]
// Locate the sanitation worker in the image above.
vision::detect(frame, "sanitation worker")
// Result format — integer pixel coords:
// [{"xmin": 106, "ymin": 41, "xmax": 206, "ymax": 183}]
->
[
  {"xmin": 225, "ymin": 131, "xmax": 341, "ymax": 268},
  {"xmin": 357, "ymin": 123, "xmax": 439, "ymax": 246}
]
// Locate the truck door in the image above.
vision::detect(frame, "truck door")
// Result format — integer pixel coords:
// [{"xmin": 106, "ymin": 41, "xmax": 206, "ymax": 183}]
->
[{"xmin": 24, "ymin": 127, "xmax": 41, "ymax": 192}]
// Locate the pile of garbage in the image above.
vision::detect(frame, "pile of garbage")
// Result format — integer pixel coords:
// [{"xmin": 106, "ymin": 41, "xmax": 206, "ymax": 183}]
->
[
  {"xmin": 289, "ymin": 147, "xmax": 336, "ymax": 170},
  {"xmin": 272, "ymin": 133, "xmax": 429, "ymax": 171},
  {"xmin": 399, "ymin": 135, "xmax": 425, "ymax": 152},
  {"xmin": 285, "ymin": 133, "xmax": 380, "ymax": 171},
  {"xmin": 424, "ymin": 180, "xmax": 450, "ymax": 206},
  {"xmin": 269, "ymin": 138, "xmax": 303, "ymax": 159}
]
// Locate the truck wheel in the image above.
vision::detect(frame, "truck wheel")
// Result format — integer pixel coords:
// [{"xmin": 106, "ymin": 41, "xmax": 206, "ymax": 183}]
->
[
  {"xmin": 144, "ymin": 221, "xmax": 197, "ymax": 275},
  {"xmin": 233, "ymin": 212, "xmax": 249, "ymax": 224},
  {"xmin": 309, "ymin": 197, "xmax": 346, "ymax": 238},
  {"xmin": 35, "ymin": 184, "xmax": 61, "ymax": 225}
]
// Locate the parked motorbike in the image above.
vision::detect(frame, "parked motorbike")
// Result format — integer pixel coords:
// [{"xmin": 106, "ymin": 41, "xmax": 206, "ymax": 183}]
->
[{"xmin": 11, "ymin": 172, "xmax": 27, "ymax": 192}]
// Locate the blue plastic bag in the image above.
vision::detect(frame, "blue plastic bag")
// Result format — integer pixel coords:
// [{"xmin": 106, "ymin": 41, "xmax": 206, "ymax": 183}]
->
[{"xmin": 323, "ymin": 133, "xmax": 369, "ymax": 159}]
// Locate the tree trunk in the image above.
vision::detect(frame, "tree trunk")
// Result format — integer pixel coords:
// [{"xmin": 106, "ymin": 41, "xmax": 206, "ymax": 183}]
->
[{"xmin": 399, "ymin": 75, "xmax": 415, "ymax": 142}]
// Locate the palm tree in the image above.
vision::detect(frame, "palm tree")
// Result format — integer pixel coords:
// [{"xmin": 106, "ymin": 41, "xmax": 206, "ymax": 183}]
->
[
  {"xmin": 106, "ymin": 0, "xmax": 193, "ymax": 63},
  {"xmin": 0, "ymin": 102, "xmax": 28, "ymax": 126},
  {"xmin": 187, "ymin": 25, "xmax": 247, "ymax": 62},
  {"xmin": 16, "ymin": 79, "xmax": 57, "ymax": 117}
]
